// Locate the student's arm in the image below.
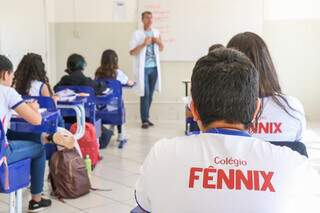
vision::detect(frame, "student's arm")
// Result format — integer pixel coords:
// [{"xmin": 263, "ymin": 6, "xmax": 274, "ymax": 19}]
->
[
  {"xmin": 40, "ymin": 84, "xmax": 51, "ymax": 97},
  {"xmin": 14, "ymin": 102, "xmax": 42, "ymax": 125},
  {"xmin": 117, "ymin": 69, "xmax": 129, "ymax": 85},
  {"xmin": 130, "ymin": 37, "xmax": 151, "ymax": 56}
]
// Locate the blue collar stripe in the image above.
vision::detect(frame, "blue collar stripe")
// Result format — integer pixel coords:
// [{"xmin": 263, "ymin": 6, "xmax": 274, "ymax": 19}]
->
[{"xmin": 205, "ymin": 128, "xmax": 251, "ymax": 137}]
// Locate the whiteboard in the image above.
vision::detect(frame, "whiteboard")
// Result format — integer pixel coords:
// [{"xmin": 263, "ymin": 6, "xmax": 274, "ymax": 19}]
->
[{"xmin": 138, "ymin": 0, "xmax": 264, "ymax": 61}]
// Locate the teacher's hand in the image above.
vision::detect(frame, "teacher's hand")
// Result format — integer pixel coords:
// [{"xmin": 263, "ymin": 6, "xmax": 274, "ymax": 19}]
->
[{"xmin": 143, "ymin": 37, "xmax": 152, "ymax": 46}]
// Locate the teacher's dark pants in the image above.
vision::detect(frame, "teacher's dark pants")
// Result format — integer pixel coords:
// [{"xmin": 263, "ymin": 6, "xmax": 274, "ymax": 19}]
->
[{"xmin": 140, "ymin": 67, "xmax": 158, "ymax": 123}]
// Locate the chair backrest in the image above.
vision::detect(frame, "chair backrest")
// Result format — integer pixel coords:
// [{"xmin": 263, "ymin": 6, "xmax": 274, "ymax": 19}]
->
[
  {"xmin": 23, "ymin": 96, "xmax": 57, "ymax": 111},
  {"xmin": 270, "ymin": 141, "xmax": 308, "ymax": 157},
  {"xmin": 96, "ymin": 79, "xmax": 123, "ymax": 98},
  {"xmin": 0, "ymin": 122, "xmax": 6, "ymax": 161}
]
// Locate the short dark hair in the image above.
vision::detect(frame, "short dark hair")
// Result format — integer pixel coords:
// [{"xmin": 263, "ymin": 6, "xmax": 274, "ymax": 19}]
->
[
  {"xmin": 208, "ymin": 44, "xmax": 224, "ymax": 53},
  {"xmin": 191, "ymin": 48, "xmax": 259, "ymax": 128},
  {"xmin": 65, "ymin": 53, "xmax": 86, "ymax": 74},
  {"xmin": 0, "ymin": 55, "xmax": 13, "ymax": 79},
  {"xmin": 141, "ymin": 11, "xmax": 152, "ymax": 19}
]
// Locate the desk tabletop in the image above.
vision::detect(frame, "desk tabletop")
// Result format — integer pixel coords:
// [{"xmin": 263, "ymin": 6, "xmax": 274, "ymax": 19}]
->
[
  {"xmin": 11, "ymin": 110, "xmax": 60, "ymax": 122},
  {"xmin": 57, "ymin": 96, "xmax": 88, "ymax": 105}
]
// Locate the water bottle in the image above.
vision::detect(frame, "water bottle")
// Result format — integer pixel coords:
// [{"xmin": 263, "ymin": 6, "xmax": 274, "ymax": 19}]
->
[{"xmin": 84, "ymin": 155, "xmax": 92, "ymax": 176}]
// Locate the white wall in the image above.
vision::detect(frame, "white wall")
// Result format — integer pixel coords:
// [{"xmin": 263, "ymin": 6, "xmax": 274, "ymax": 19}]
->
[
  {"xmin": 1, "ymin": 0, "xmax": 319, "ymax": 122},
  {"xmin": 0, "ymin": 0, "xmax": 48, "ymax": 70}
]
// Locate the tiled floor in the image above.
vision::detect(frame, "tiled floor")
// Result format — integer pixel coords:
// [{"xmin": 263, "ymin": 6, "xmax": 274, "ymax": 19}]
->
[
  {"xmin": 0, "ymin": 121, "xmax": 185, "ymax": 213},
  {"xmin": 0, "ymin": 120, "xmax": 319, "ymax": 213}
]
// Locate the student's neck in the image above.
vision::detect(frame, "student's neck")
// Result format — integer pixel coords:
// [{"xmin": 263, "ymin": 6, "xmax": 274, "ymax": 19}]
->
[
  {"xmin": 0, "ymin": 81, "xmax": 9, "ymax": 87},
  {"xmin": 202, "ymin": 121, "xmax": 246, "ymax": 132}
]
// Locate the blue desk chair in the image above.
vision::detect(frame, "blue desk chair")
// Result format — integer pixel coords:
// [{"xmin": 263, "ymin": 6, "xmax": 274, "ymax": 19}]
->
[
  {"xmin": 185, "ymin": 117, "xmax": 199, "ymax": 135},
  {"xmin": 54, "ymin": 86, "xmax": 96, "ymax": 122},
  {"xmin": 131, "ymin": 206, "xmax": 149, "ymax": 213},
  {"xmin": 11, "ymin": 96, "xmax": 60, "ymax": 160},
  {"xmin": 95, "ymin": 80, "xmax": 126, "ymax": 148},
  {"xmin": 54, "ymin": 86, "xmax": 102, "ymax": 137},
  {"xmin": 0, "ymin": 122, "xmax": 31, "ymax": 213},
  {"xmin": 270, "ymin": 141, "xmax": 308, "ymax": 157}
]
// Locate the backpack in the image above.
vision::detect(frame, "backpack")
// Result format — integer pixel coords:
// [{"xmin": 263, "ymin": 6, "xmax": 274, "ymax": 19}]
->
[
  {"xmin": 49, "ymin": 148, "xmax": 91, "ymax": 199},
  {"xmin": 70, "ymin": 122, "xmax": 101, "ymax": 167},
  {"xmin": 99, "ymin": 126, "xmax": 113, "ymax": 149}
]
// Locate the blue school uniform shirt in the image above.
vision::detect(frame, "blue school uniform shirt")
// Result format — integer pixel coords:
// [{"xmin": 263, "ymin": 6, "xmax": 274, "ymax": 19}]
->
[{"xmin": 144, "ymin": 31, "xmax": 157, "ymax": 68}]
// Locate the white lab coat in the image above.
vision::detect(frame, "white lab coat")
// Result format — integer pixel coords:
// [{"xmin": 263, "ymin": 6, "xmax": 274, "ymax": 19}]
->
[{"xmin": 130, "ymin": 28, "xmax": 162, "ymax": 97}]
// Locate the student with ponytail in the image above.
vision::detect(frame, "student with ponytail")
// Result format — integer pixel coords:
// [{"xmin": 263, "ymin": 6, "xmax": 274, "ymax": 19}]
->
[
  {"xmin": 54, "ymin": 53, "xmax": 106, "ymax": 95},
  {"xmin": 227, "ymin": 32, "xmax": 306, "ymax": 142}
]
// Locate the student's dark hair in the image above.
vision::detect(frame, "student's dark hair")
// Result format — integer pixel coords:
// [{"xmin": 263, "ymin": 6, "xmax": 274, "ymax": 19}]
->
[
  {"xmin": 0, "ymin": 55, "xmax": 13, "ymax": 79},
  {"xmin": 227, "ymin": 32, "xmax": 299, "ymax": 119},
  {"xmin": 65, "ymin": 53, "xmax": 86, "ymax": 74},
  {"xmin": 142, "ymin": 11, "xmax": 152, "ymax": 19},
  {"xmin": 191, "ymin": 48, "xmax": 259, "ymax": 128},
  {"xmin": 95, "ymin": 49, "xmax": 119, "ymax": 80},
  {"xmin": 208, "ymin": 44, "xmax": 224, "ymax": 53},
  {"xmin": 13, "ymin": 53, "xmax": 53, "ymax": 96}
]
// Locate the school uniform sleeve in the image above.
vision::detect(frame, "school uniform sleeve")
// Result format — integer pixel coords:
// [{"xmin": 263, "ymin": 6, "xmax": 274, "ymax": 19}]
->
[
  {"xmin": 7, "ymin": 87, "xmax": 24, "ymax": 109},
  {"xmin": 130, "ymin": 31, "xmax": 141, "ymax": 51},
  {"xmin": 135, "ymin": 146, "xmax": 157, "ymax": 212},
  {"xmin": 116, "ymin": 69, "xmax": 129, "ymax": 85},
  {"xmin": 288, "ymin": 96, "xmax": 306, "ymax": 141}
]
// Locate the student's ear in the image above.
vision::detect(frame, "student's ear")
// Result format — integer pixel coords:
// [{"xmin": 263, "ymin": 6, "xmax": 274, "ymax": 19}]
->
[
  {"xmin": 190, "ymin": 100, "xmax": 200, "ymax": 122},
  {"xmin": 252, "ymin": 98, "xmax": 262, "ymax": 122},
  {"xmin": 190, "ymin": 101, "xmax": 205, "ymax": 131}
]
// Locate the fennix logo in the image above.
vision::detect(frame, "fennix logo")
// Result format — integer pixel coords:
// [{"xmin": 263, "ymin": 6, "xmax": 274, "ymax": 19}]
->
[
  {"xmin": 249, "ymin": 122, "xmax": 282, "ymax": 134},
  {"xmin": 188, "ymin": 166, "xmax": 275, "ymax": 192}
]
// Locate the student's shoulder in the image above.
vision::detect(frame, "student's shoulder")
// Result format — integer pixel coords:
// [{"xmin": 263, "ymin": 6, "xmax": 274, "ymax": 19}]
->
[
  {"xmin": 153, "ymin": 134, "xmax": 202, "ymax": 150},
  {"xmin": 0, "ymin": 85, "xmax": 19, "ymax": 95},
  {"xmin": 253, "ymin": 138, "xmax": 308, "ymax": 164},
  {"xmin": 284, "ymin": 95, "xmax": 304, "ymax": 110}
]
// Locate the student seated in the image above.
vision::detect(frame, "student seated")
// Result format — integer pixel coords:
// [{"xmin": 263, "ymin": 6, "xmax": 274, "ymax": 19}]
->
[
  {"xmin": 185, "ymin": 43, "xmax": 225, "ymax": 133},
  {"xmin": 54, "ymin": 53, "xmax": 106, "ymax": 95},
  {"xmin": 13, "ymin": 53, "xmax": 64, "ymax": 127},
  {"xmin": 0, "ymin": 55, "xmax": 52, "ymax": 212},
  {"xmin": 95, "ymin": 49, "xmax": 133, "ymax": 141},
  {"xmin": 14, "ymin": 53, "xmax": 54, "ymax": 97},
  {"xmin": 134, "ymin": 48, "xmax": 320, "ymax": 213},
  {"xmin": 227, "ymin": 32, "xmax": 306, "ymax": 142},
  {"xmin": 95, "ymin": 49, "xmax": 135, "ymax": 86}
]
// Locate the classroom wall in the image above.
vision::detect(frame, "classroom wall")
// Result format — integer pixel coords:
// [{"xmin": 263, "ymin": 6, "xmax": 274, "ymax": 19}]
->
[
  {"xmin": 49, "ymin": 0, "xmax": 320, "ymax": 122},
  {"xmin": 0, "ymin": 0, "xmax": 48, "ymax": 70},
  {"xmin": 1, "ymin": 0, "xmax": 319, "ymax": 122}
]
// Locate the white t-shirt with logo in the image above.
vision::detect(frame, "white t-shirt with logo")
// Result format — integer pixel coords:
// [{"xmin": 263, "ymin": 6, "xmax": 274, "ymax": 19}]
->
[
  {"xmin": 0, "ymin": 84, "xmax": 24, "ymax": 133},
  {"xmin": 250, "ymin": 95, "xmax": 306, "ymax": 142},
  {"xmin": 29, "ymin": 80, "xmax": 45, "ymax": 96},
  {"xmin": 135, "ymin": 130, "xmax": 320, "ymax": 213}
]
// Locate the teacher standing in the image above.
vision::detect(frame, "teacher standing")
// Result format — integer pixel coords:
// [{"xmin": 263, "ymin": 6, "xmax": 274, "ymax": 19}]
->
[{"xmin": 130, "ymin": 11, "xmax": 164, "ymax": 129}]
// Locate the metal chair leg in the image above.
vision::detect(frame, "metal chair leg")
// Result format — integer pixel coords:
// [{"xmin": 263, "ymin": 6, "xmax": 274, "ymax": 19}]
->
[
  {"xmin": 9, "ymin": 192, "xmax": 16, "ymax": 213},
  {"xmin": 16, "ymin": 189, "xmax": 22, "ymax": 213}
]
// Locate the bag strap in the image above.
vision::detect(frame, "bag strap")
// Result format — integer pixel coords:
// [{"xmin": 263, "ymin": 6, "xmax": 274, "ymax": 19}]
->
[{"xmin": 90, "ymin": 187, "xmax": 112, "ymax": 192}]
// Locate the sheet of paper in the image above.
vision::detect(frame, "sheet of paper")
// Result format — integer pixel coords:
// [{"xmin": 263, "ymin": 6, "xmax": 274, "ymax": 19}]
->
[{"xmin": 113, "ymin": 0, "xmax": 127, "ymax": 21}]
